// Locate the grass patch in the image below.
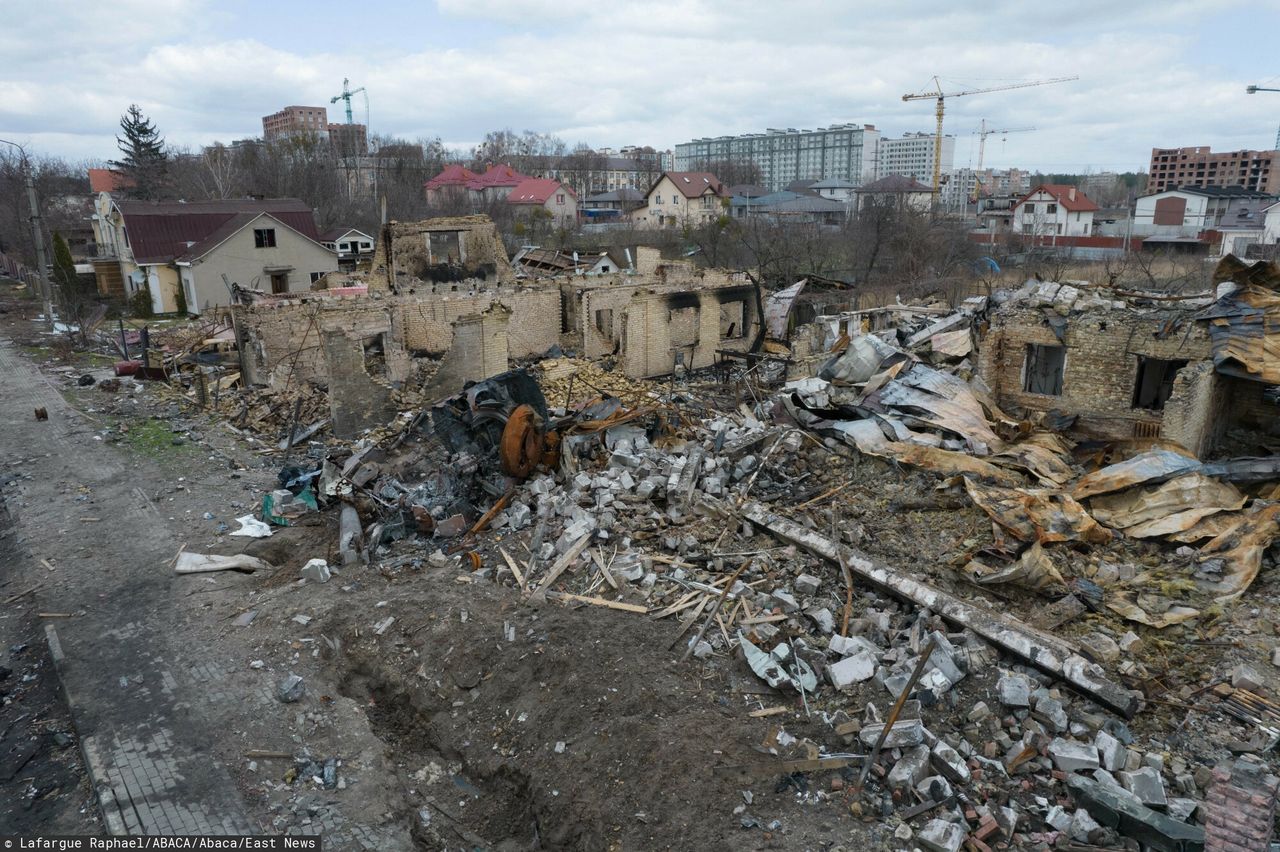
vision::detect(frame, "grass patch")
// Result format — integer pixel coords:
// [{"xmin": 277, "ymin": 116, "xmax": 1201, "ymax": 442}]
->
[{"xmin": 117, "ymin": 416, "xmax": 198, "ymax": 464}]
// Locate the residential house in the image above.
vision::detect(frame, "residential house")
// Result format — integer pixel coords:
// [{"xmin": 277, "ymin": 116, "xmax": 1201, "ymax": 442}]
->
[
  {"xmin": 633, "ymin": 172, "xmax": 728, "ymax": 227},
  {"xmin": 1132, "ymin": 186, "xmax": 1276, "ymax": 240},
  {"xmin": 1011, "ymin": 184, "xmax": 1098, "ymax": 238},
  {"xmin": 581, "ymin": 188, "xmax": 646, "ymax": 222},
  {"xmin": 423, "ymin": 164, "xmax": 480, "ymax": 206},
  {"xmin": 730, "ymin": 191, "xmax": 848, "ymax": 224},
  {"xmin": 506, "ymin": 178, "xmax": 578, "ymax": 226},
  {"xmin": 855, "ymin": 175, "xmax": 933, "ymax": 213},
  {"xmin": 91, "ymin": 197, "xmax": 335, "ymax": 314},
  {"xmin": 808, "ymin": 178, "xmax": 858, "ymax": 204},
  {"xmin": 321, "ymin": 228, "xmax": 376, "ymax": 269},
  {"xmin": 422, "ymin": 164, "xmax": 533, "ymax": 206}
]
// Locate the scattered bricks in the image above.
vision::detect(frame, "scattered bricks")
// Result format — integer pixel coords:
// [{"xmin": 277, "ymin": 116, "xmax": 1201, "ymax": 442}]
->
[
  {"xmin": 974, "ymin": 816, "xmax": 1000, "ymax": 842},
  {"xmin": 888, "ymin": 744, "xmax": 931, "ymax": 789},
  {"xmin": 805, "ymin": 607, "xmax": 834, "ymax": 635},
  {"xmin": 1079, "ymin": 631, "xmax": 1121, "ymax": 663},
  {"xmin": 794, "ymin": 573, "xmax": 821, "ymax": 596},
  {"xmin": 859, "ymin": 718, "xmax": 925, "ymax": 749},
  {"xmin": 997, "ymin": 672, "xmax": 1032, "ymax": 707},
  {"xmin": 1096, "ymin": 730, "xmax": 1127, "ymax": 772},
  {"xmin": 1049, "ymin": 738, "xmax": 1101, "ymax": 773},
  {"xmin": 829, "ymin": 651, "xmax": 877, "ymax": 689},
  {"xmin": 917, "ymin": 819, "xmax": 967, "ymax": 852},
  {"xmin": 1119, "ymin": 631, "xmax": 1143, "ymax": 654},
  {"xmin": 969, "ymin": 701, "xmax": 992, "ymax": 723},
  {"xmin": 1046, "ymin": 805, "xmax": 1073, "ymax": 832},
  {"xmin": 926, "ymin": 631, "xmax": 966, "ymax": 684},
  {"xmin": 1230, "ymin": 664, "xmax": 1264, "ymax": 693},
  {"xmin": 1205, "ymin": 755, "xmax": 1279, "ymax": 852}
]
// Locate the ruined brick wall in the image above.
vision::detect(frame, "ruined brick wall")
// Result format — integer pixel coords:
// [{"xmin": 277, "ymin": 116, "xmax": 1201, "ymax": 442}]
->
[
  {"xmin": 1205, "ymin": 756, "xmax": 1279, "ymax": 851},
  {"xmin": 397, "ymin": 288, "xmax": 559, "ymax": 357},
  {"xmin": 420, "ymin": 306, "xmax": 511, "ymax": 400},
  {"xmin": 324, "ymin": 332, "xmax": 398, "ymax": 438},
  {"xmin": 621, "ymin": 281, "xmax": 759, "ymax": 378},
  {"xmin": 1161, "ymin": 362, "xmax": 1227, "ymax": 457},
  {"xmin": 368, "ymin": 215, "xmax": 514, "ymax": 290},
  {"xmin": 975, "ymin": 306, "xmax": 1212, "ymax": 440},
  {"xmin": 1223, "ymin": 375, "xmax": 1280, "ymax": 436}
]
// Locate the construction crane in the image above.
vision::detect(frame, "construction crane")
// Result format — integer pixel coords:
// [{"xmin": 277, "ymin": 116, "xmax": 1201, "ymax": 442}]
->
[
  {"xmin": 902, "ymin": 76, "xmax": 1077, "ymax": 198},
  {"xmin": 1246, "ymin": 84, "xmax": 1280, "ymax": 149},
  {"xmin": 970, "ymin": 120, "xmax": 1035, "ymax": 202},
  {"xmin": 330, "ymin": 77, "xmax": 367, "ymax": 125}
]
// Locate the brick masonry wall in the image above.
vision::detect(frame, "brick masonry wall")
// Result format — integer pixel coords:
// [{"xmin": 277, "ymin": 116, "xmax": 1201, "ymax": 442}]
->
[
  {"xmin": 1161, "ymin": 362, "xmax": 1227, "ymax": 457},
  {"xmin": 976, "ymin": 306, "xmax": 1213, "ymax": 441},
  {"xmin": 1205, "ymin": 756, "xmax": 1279, "ymax": 852}
]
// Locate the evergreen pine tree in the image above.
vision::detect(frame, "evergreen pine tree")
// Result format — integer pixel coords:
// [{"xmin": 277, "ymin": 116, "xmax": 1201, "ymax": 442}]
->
[
  {"xmin": 111, "ymin": 104, "xmax": 169, "ymax": 200},
  {"xmin": 51, "ymin": 233, "xmax": 77, "ymax": 291}
]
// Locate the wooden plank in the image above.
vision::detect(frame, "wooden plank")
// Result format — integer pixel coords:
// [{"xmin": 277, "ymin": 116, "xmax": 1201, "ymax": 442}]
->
[
  {"xmin": 650, "ymin": 591, "xmax": 701, "ymax": 619},
  {"xmin": 591, "ymin": 548, "xmax": 619, "ymax": 591},
  {"xmin": 498, "ymin": 546, "xmax": 526, "ymax": 592},
  {"xmin": 740, "ymin": 614, "xmax": 789, "ymax": 625},
  {"xmin": 545, "ymin": 591, "xmax": 648, "ymax": 613},
  {"xmin": 531, "ymin": 535, "xmax": 592, "ymax": 595},
  {"xmin": 748, "ymin": 706, "xmax": 789, "ymax": 718}
]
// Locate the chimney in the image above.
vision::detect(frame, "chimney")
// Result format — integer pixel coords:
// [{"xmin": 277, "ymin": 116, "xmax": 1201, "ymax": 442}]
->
[{"xmin": 1069, "ymin": 187, "xmax": 1077, "ymax": 202}]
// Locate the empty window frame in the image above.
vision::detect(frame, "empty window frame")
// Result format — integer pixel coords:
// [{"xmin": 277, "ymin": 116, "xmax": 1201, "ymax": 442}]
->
[
  {"xmin": 593, "ymin": 308, "xmax": 614, "ymax": 341},
  {"xmin": 254, "ymin": 228, "xmax": 277, "ymax": 248},
  {"xmin": 1023, "ymin": 344, "xmax": 1066, "ymax": 395},
  {"xmin": 1132, "ymin": 357, "xmax": 1187, "ymax": 410},
  {"xmin": 719, "ymin": 300, "xmax": 746, "ymax": 339}
]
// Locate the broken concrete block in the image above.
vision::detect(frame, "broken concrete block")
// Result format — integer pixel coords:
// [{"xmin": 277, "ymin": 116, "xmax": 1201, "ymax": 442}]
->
[
  {"xmin": 1034, "ymin": 694, "xmax": 1069, "ymax": 733},
  {"xmin": 829, "ymin": 634, "xmax": 879, "ymax": 658},
  {"xmin": 931, "ymin": 740, "xmax": 971, "ymax": 784},
  {"xmin": 1070, "ymin": 807, "xmax": 1102, "ymax": 842},
  {"xmin": 805, "ymin": 607, "xmax": 834, "ymax": 635},
  {"xmin": 277, "ymin": 674, "xmax": 305, "ymax": 703},
  {"xmin": 996, "ymin": 672, "xmax": 1031, "ymax": 707},
  {"xmin": 968, "ymin": 701, "xmax": 991, "ymax": 723},
  {"xmin": 1095, "ymin": 729, "xmax": 1126, "ymax": 772},
  {"xmin": 1046, "ymin": 805, "xmax": 1072, "ymax": 832},
  {"xmin": 1118, "ymin": 766, "xmax": 1167, "ymax": 808},
  {"xmin": 829, "ymin": 651, "xmax": 877, "ymax": 689},
  {"xmin": 434, "ymin": 513, "xmax": 468, "ymax": 539},
  {"xmin": 916, "ymin": 818, "xmax": 966, "ymax": 852},
  {"xmin": 794, "ymin": 573, "xmax": 821, "ymax": 596},
  {"xmin": 771, "ymin": 589, "xmax": 800, "ymax": 613},
  {"xmin": 1080, "ymin": 631, "xmax": 1121, "ymax": 663},
  {"xmin": 1166, "ymin": 797, "xmax": 1197, "ymax": 823},
  {"xmin": 1049, "ymin": 738, "xmax": 1100, "ymax": 773},
  {"xmin": 858, "ymin": 718, "xmax": 924, "ymax": 749},
  {"xmin": 1231, "ymin": 663, "xmax": 1263, "ymax": 692},
  {"xmin": 1118, "ymin": 631, "xmax": 1142, "ymax": 654},
  {"xmin": 916, "ymin": 774, "xmax": 953, "ymax": 803},
  {"xmin": 887, "ymin": 744, "xmax": 931, "ymax": 789},
  {"xmin": 300, "ymin": 559, "xmax": 331, "ymax": 583},
  {"xmin": 1067, "ymin": 775, "xmax": 1204, "ymax": 852},
  {"xmin": 926, "ymin": 631, "xmax": 966, "ymax": 685}
]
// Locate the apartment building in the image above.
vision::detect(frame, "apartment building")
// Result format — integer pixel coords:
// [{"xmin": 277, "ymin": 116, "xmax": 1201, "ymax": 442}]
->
[
  {"xmin": 1147, "ymin": 146, "xmax": 1279, "ymax": 194},
  {"xmin": 674, "ymin": 124, "xmax": 881, "ymax": 192},
  {"xmin": 262, "ymin": 106, "xmax": 330, "ymax": 142},
  {"xmin": 941, "ymin": 167, "xmax": 1031, "ymax": 208},
  {"xmin": 876, "ymin": 132, "xmax": 954, "ymax": 182}
]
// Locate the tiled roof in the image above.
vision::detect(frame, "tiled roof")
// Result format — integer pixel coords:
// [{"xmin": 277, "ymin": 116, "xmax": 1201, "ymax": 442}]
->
[
  {"xmin": 657, "ymin": 172, "xmax": 727, "ymax": 199},
  {"xmin": 422, "ymin": 163, "xmax": 477, "ymax": 190},
  {"xmin": 116, "ymin": 198, "xmax": 319, "ymax": 265},
  {"xmin": 1018, "ymin": 184, "xmax": 1099, "ymax": 212},
  {"xmin": 88, "ymin": 168, "xmax": 134, "ymax": 193},
  {"xmin": 507, "ymin": 178, "xmax": 574, "ymax": 205},
  {"xmin": 858, "ymin": 175, "xmax": 933, "ymax": 194}
]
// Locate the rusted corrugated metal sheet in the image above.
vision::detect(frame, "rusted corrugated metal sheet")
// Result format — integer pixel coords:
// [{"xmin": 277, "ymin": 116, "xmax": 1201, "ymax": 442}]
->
[{"xmin": 1204, "ymin": 256, "xmax": 1280, "ymax": 384}]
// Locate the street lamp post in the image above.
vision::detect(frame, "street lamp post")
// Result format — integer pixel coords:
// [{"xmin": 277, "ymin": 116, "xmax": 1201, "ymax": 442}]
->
[
  {"xmin": 0, "ymin": 138, "xmax": 55, "ymax": 328},
  {"xmin": 1245, "ymin": 85, "xmax": 1280, "ymax": 150}
]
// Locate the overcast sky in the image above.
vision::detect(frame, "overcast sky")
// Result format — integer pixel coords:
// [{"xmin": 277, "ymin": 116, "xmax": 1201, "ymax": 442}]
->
[{"xmin": 2, "ymin": 0, "xmax": 1279, "ymax": 173}]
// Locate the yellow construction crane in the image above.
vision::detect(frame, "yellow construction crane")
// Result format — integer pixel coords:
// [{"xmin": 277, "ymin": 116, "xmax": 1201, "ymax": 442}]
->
[
  {"xmin": 970, "ymin": 120, "xmax": 1035, "ymax": 202},
  {"xmin": 902, "ymin": 76, "xmax": 1077, "ymax": 198}
]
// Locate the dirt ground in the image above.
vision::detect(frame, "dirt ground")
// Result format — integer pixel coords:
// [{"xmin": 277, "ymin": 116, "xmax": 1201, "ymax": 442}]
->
[{"xmin": 2, "ymin": 280, "xmax": 1279, "ymax": 849}]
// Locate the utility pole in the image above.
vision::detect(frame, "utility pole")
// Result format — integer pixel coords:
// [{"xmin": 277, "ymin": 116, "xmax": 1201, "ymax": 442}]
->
[{"xmin": 0, "ymin": 139, "xmax": 54, "ymax": 328}]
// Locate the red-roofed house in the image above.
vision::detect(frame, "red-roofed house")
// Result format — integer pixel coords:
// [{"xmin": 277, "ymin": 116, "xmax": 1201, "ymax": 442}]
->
[
  {"xmin": 634, "ymin": 172, "xmax": 727, "ymax": 226},
  {"xmin": 423, "ymin": 164, "xmax": 479, "ymax": 205},
  {"xmin": 506, "ymin": 178, "xmax": 577, "ymax": 225},
  {"xmin": 88, "ymin": 168, "xmax": 135, "ymax": 194},
  {"xmin": 465, "ymin": 164, "xmax": 532, "ymax": 202},
  {"xmin": 90, "ymin": 197, "xmax": 336, "ymax": 314},
  {"xmin": 1012, "ymin": 184, "xmax": 1099, "ymax": 238}
]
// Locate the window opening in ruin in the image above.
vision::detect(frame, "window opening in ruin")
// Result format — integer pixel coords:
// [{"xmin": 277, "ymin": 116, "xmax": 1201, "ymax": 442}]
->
[
  {"xmin": 362, "ymin": 334, "xmax": 389, "ymax": 380},
  {"xmin": 594, "ymin": 308, "xmax": 614, "ymax": 341},
  {"xmin": 1023, "ymin": 344, "xmax": 1065, "ymax": 395},
  {"xmin": 426, "ymin": 230, "xmax": 463, "ymax": 265},
  {"xmin": 719, "ymin": 300, "xmax": 746, "ymax": 340},
  {"xmin": 1132, "ymin": 357, "xmax": 1187, "ymax": 410}
]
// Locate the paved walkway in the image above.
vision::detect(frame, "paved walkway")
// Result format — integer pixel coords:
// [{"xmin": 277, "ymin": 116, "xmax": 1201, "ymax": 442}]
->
[{"xmin": 0, "ymin": 337, "xmax": 253, "ymax": 835}]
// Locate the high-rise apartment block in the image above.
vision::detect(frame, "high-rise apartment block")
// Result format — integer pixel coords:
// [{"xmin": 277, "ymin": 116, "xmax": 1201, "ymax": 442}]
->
[
  {"xmin": 877, "ymin": 132, "xmax": 954, "ymax": 182},
  {"xmin": 674, "ymin": 124, "xmax": 880, "ymax": 192},
  {"xmin": 262, "ymin": 106, "xmax": 330, "ymax": 142},
  {"xmin": 1147, "ymin": 146, "xmax": 1279, "ymax": 194}
]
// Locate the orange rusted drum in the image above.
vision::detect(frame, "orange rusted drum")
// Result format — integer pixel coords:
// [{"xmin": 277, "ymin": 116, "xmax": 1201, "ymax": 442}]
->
[{"xmin": 499, "ymin": 404, "xmax": 545, "ymax": 479}]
